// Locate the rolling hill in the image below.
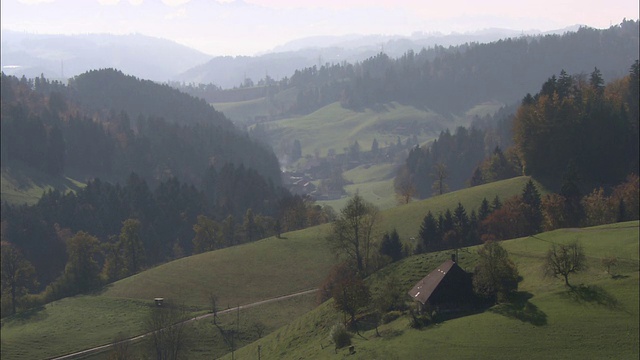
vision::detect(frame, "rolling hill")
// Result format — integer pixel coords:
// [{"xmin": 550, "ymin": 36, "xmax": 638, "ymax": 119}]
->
[
  {"xmin": 229, "ymin": 221, "xmax": 640, "ymax": 359},
  {"xmin": 1, "ymin": 176, "xmax": 542, "ymax": 359}
]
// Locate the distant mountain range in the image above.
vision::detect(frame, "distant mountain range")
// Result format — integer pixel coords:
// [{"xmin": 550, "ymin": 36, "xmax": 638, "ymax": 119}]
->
[
  {"xmin": 0, "ymin": 30, "xmax": 211, "ymax": 82},
  {"xmin": 173, "ymin": 25, "xmax": 585, "ymax": 88},
  {"xmin": 2, "ymin": 25, "xmax": 585, "ymax": 88}
]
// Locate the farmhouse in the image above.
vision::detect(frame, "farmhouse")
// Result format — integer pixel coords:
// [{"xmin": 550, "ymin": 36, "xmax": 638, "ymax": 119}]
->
[{"xmin": 407, "ymin": 258, "xmax": 474, "ymax": 311}]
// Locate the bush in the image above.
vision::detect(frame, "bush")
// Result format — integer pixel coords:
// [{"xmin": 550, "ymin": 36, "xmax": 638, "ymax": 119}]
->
[
  {"xmin": 409, "ymin": 309, "xmax": 431, "ymax": 329},
  {"xmin": 381, "ymin": 310, "xmax": 402, "ymax": 324},
  {"xmin": 329, "ymin": 323, "xmax": 351, "ymax": 349}
]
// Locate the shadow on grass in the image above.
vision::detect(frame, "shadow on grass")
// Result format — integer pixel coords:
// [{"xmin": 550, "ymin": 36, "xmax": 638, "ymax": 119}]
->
[
  {"xmin": 611, "ymin": 274, "xmax": 629, "ymax": 280},
  {"xmin": 490, "ymin": 291, "xmax": 547, "ymax": 326},
  {"xmin": 379, "ymin": 328, "xmax": 404, "ymax": 339},
  {"xmin": 10, "ymin": 306, "xmax": 48, "ymax": 323},
  {"xmin": 564, "ymin": 284, "xmax": 620, "ymax": 309},
  {"xmin": 350, "ymin": 313, "xmax": 405, "ymax": 340}
]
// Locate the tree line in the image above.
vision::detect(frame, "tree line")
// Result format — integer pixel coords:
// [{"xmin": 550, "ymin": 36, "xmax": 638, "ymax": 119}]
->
[
  {"xmin": 171, "ymin": 21, "xmax": 638, "ymax": 120},
  {"xmin": 513, "ymin": 63, "xmax": 639, "ymax": 187},
  {"xmin": 321, "ymin": 174, "xmax": 637, "ymax": 338},
  {"xmin": 395, "ymin": 60, "xmax": 639, "ymax": 202},
  {"xmin": 0, "ymin": 170, "xmax": 335, "ymax": 316},
  {"xmin": 416, "ymin": 175, "xmax": 638, "ymax": 255}
]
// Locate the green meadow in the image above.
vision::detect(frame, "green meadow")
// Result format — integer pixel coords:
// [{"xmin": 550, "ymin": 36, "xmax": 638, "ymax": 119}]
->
[
  {"xmin": 1, "ymin": 166, "xmax": 85, "ymax": 206},
  {"xmin": 212, "ymin": 86, "xmax": 299, "ymax": 125},
  {"xmin": 267, "ymin": 101, "xmax": 464, "ymax": 157},
  {"xmin": 229, "ymin": 221, "xmax": 640, "ymax": 360},
  {"xmin": 1, "ymin": 177, "xmax": 622, "ymax": 360}
]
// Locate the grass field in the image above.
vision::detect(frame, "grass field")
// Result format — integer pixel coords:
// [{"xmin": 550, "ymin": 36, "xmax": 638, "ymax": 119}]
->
[
  {"xmin": 317, "ymin": 163, "xmax": 399, "ymax": 211},
  {"xmin": 0, "ymin": 296, "xmax": 151, "ymax": 360},
  {"xmin": 379, "ymin": 176, "xmax": 544, "ymax": 241},
  {"xmin": 212, "ymin": 87, "xmax": 299, "ymax": 125},
  {"xmin": 0, "ymin": 177, "xmax": 554, "ymax": 359},
  {"xmin": 0, "ymin": 226, "xmax": 336, "ymax": 359},
  {"xmin": 463, "ymin": 100, "xmax": 505, "ymax": 118},
  {"xmin": 268, "ymin": 101, "xmax": 463, "ymax": 158},
  {"xmin": 229, "ymin": 221, "xmax": 640, "ymax": 359},
  {"xmin": 1, "ymin": 166, "xmax": 85, "ymax": 205}
]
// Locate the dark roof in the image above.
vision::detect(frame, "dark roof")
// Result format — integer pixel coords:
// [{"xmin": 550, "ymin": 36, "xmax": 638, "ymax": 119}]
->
[{"xmin": 407, "ymin": 259, "xmax": 458, "ymax": 305}]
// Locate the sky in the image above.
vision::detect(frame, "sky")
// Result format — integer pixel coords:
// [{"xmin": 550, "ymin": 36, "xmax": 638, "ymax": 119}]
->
[{"xmin": 2, "ymin": 0, "xmax": 638, "ymax": 56}]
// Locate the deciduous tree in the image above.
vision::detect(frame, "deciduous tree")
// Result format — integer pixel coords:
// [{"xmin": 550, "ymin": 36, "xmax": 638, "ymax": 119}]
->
[
  {"xmin": 331, "ymin": 265, "xmax": 371, "ymax": 330},
  {"xmin": 1, "ymin": 242, "xmax": 38, "ymax": 315},
  {"xmin": 394, "ymin": 167, "xmax": 416, "ymax": 204},
  {"xmin": 472, "ymin": 241, "xmax": 519, "ymax": 303},
  {"xmin": 120, "ymin": 219, "xmax": 145, "ymax": 275},
  {"xmin": 65, "ymin": 231, "xmax": 102, "ymax": 292},
  {"xmin": 543, "ymin": 242, "xmax": 587, "ymax": 287},
  {"xmin": 328, "ymin": 194, "xmax": 380, "ymax": 274},
  {"xmin": 431, "ymin": 162, "xmax": 449, "ymax": 196},
  {"xmin": 192, "ymin": 215, "xmax": 219, "ymax": 254}
]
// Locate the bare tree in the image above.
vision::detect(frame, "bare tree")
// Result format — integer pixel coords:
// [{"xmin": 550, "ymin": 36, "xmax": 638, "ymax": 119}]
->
[
  {"xmin": 210, "ymin": 293, "xmax": 239, "ymax": 360},
  {"xmin": 146, "ymin": 302, "xmax": 189, "ymax": 360},
  {"xmin": 252, "ymin": 320, "xmax": 267, "ymax": 338},
  {"xmin": 543, "ymin": 242, "xmax": 587, "ymax": 287},
  {"xmin": 394, "ymin": 167, "xmax": 416, "ymax": 204},
  {"xmin": 107, "ymin": 333, "xmax": 132, "ymax": 360},
  {"xmin": 601, "ymin": 256, "xmax": 618, "ymax": 276}
]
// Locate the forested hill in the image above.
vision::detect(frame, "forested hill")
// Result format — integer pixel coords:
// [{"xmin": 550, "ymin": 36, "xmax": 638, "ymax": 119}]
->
[
  {"xmin": 70, "ymin": 68, "xmax": 235, "ymax": 131},
  {"xmin": 185, "ymin": 21, "xmax": 639, "ymax": 117},
  {"xmin": 0, "ymin": 71, "xmax": 282, "ymax": 187},
  {"xmin": 1, "ymin": 71, "xmax": 307, "ymax": 292},
  {"xmin": 304, "ymin": 21, "xmax": 638, "ymax": 115}
]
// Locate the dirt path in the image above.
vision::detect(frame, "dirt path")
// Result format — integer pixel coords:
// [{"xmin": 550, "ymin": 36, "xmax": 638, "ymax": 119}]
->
[{"xmin": 48, "ymin": 288, "xmax": 318, "ymax": 360}]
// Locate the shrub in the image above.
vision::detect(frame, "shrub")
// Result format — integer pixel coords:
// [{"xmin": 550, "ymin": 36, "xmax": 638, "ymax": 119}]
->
[
  {"xmin": 381, "ymin": 310, "xmax": 402, "ymax": 324},
  {"xmin": 409, "ymin": 307, "xmax": 432, "ymax": 329},
  {"xmin": 329, "ymin": 323, "xmax": 351, "ymax": 349}
]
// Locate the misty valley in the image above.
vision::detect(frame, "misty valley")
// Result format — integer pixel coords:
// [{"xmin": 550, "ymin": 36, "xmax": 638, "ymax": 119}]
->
[{"xmin": 1, "ymin": 20, "xmax": 639, "ymax": 360}]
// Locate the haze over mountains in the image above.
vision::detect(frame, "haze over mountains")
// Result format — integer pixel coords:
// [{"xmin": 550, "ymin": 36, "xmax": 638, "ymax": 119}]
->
[
  {"xmin": 0, "ymin": 30, "xmax": 211, "ymax": 82},
  {"xmin": 3, "ymin": 25, "xmax": 582, "ymax": 87}
]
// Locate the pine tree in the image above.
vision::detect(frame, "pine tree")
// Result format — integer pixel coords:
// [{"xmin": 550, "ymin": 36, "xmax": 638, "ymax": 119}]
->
[
  {"xmin": 379, "ymin": 229, "xmax": 403, "ymax": 262},
  {"xmin": 521, "ymin": 179, "xmax": 542, "ymax": 234},
  {"xmin": 478, "ymin": 197, "xmax": 491, "ymax": 221},
  {"xmin": 418, "ymin": 211, "xmax": 439, "ymax": 252}
]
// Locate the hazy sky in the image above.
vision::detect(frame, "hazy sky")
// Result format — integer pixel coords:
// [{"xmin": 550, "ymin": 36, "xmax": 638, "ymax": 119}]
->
[{"xmin": 2, "ymin": 0, "xmax": 638, "ymax": 56}]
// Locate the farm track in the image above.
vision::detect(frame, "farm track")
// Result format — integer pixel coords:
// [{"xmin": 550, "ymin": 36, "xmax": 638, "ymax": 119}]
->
[{"xmin": 48, "ymin": 288, "xmax": 318, "ymax": 360}]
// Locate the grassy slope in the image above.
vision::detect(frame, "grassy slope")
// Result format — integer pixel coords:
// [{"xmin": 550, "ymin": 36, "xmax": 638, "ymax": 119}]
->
[
  {"xmin": 269, "ymin": 102, "xmax": 461, "ymax": 157},
  {"xmin": 0, "ymin": 177, "xmax": 543, "ymax": 359},
  {"xmin": 230, "ymin": 221, "xmax": 640, "ymax": 360},
  {"xmin": 212, "ymin": 87, "xmax": 299, "ymax": 125},
  {"xmin": 0, "ymin": 296, "xmax": 151, "ymax": 360},
  {"xmin": 463, "ymin": 100, "xmax": 505, "ymax": 118},
  {"xmin": 1, "ymin": 166, "xmax": 85, "ymax": 206},
  {"xmin": 380, "ymin": 176, "xmax": 542, "ymax": 241},
  {"xmin": 317, "ymin": 163, "xmax": 399, "ymax": 211},
  {"xmin": 102, "ymin": 226, "xmax": 334, "ymax": 309}
]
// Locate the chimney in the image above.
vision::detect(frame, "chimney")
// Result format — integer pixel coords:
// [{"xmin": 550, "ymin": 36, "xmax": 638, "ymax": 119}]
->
[{"xmin": 451, "ymin": 253, "xmax": 457, "ymax": 263}]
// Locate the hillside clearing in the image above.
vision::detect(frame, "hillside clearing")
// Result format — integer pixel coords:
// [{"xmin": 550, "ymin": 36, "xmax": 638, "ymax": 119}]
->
[{"xmin": 229, "ymin": 221, "xmax": 639, "ymax": 359}]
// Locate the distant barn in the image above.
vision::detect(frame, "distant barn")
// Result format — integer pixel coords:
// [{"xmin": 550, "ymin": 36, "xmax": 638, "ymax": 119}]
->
[{"xmin": 408, "ymin": 259, "xmax": 474, "ymax": 312}]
